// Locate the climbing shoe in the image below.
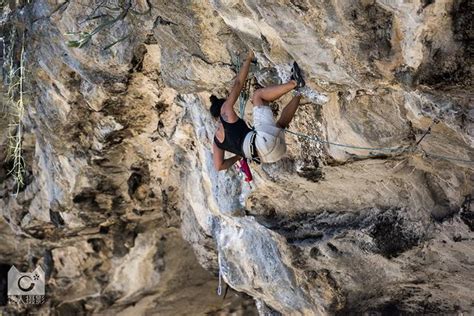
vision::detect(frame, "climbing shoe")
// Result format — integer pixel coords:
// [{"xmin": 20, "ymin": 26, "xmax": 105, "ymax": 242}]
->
[{"xmin": 290, "ymin": 61, "xmax": 305, "ymax": 89}]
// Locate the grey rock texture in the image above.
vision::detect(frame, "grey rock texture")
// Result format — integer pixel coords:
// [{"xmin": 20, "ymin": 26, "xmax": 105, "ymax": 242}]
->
[{"xmin": 1, "ymin": 0, "xmax": 473, "ymax": 315}]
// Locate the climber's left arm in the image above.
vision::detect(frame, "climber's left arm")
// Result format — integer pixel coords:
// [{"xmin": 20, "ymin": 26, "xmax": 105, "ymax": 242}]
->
[
  {"xmin": 222, "ymin": 50, "xmax": 254, "ymax": 111},
  {"xmin": 220, "ymin": 155, "xmax": 241, "ymax": 171},
  {"xmin": 213, "ymin": 142, "xmax": 241, "ymax": 171}
]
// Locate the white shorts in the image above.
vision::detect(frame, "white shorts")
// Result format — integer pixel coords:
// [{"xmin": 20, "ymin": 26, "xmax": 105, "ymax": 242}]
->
[{"xmin": 242, "ymin": 105, "xmax": 286, "ymax": 163}]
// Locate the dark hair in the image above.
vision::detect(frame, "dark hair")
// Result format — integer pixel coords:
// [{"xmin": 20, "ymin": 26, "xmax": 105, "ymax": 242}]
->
[{"xmin": 210, "ymin": 95, "xmax": 225, "ymax": 118}]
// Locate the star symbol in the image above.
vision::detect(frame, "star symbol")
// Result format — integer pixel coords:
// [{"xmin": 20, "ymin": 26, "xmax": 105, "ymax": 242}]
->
[{"xmin": 33, "ymin": 274, "xmax": 40, "ymax": 281}]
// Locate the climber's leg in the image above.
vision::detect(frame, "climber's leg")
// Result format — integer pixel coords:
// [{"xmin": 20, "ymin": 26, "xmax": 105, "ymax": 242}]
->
[
  {"xmin": 251, "ymin": 81, "xmax": 297, "ymax": 106},
  {"xmin": 276, "ymin": 95, "xmax": 301, "ymax": 129}
]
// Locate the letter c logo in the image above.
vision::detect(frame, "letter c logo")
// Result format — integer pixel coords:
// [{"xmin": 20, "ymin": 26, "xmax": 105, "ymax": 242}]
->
[{"xmin": 17, "ymin": 275, "xmax": 35, "ymax": 292}]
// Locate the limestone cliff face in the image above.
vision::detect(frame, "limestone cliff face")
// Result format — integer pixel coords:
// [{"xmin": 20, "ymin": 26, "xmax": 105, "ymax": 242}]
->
[{"xmin": 0, "ymin": 0, "xmax": 473, "ymax": 315}]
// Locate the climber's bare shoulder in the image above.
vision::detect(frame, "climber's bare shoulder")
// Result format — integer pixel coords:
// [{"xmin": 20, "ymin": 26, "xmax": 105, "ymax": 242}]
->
[{"xmin": 220, "ymin": 100, "xmax": 239, "ymax": 123}]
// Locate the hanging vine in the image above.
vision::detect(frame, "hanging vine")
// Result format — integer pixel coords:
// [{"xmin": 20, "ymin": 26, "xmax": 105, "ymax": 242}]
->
[
  {"xmin": 65, "ymin": 0, "xmax": 152, "ymax": 50},
  {"xmin": 4, "ymin": 27, "xmax": 28, "ymax": 196}
]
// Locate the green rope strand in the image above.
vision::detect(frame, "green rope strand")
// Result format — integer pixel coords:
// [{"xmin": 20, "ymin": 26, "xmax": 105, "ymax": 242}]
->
[
  {"xmin": 284, "ymin": 129, "xmax": 408, "ymax": 153},
  {"xmin": 285, "ymin": 129, "xmax": 474, "ymax": 163},
  {"xmin": 235, "ymin": 54, "xmax": 251, "ymax": 119}
]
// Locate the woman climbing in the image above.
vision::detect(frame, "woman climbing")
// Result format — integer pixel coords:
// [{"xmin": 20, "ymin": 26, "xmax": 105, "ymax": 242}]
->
[{"xmin": 211, "ymin": 50, "xmax": 306, "ymax": 171}]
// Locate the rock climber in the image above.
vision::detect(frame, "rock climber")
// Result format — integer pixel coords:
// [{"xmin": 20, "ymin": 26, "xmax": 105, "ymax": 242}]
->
[{"xmin": 211, "ymin": 50, "xmax": 306, "ymax": 171}]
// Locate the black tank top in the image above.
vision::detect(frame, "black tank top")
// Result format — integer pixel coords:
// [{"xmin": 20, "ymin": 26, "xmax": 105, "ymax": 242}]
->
[{"xmin": 214, "ymin": 115, "xmax": 252, "ymax": 157}]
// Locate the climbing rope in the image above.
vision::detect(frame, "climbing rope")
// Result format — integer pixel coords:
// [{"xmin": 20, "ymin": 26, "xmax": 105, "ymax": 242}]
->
[
  {"xmin": 234, "ymin": 54, "xmax": 255, "ymax": 185},
  {"xmin": 419, "ymin": 150, "xmax": 474, "ymax": 164},
  {"xmin": 284, "ymin": 128, "xmax": 474, "ymax": 164},
  {"xmin": 240, "ymin": 79, "xmax": 251, "ymax": 118},
  {"xmin": 235, "ymin": 54, "xmax": 252, "ymax": 118},
  {"xmin": 284, "ymin": 129, "xmax": 409, "ymax": 153},
  {"xmin": 233, "ymin": 55, "xmax": 473, "ymax": 164}
]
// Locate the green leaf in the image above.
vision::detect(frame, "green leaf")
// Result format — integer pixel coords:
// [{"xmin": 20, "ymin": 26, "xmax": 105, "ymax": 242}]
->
[
  {"xmin": 78, "ymin": 39, "xmax": 89, "ymax": 48},
  {"xmin": 67, "ymin": 40, "xmax": 81, "ymax": 47}
]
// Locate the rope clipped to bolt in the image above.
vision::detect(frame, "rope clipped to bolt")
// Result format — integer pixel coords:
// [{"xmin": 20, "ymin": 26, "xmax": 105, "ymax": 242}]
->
[{"xmin": 233, "ymin": 55, "xmax": 472, "ymax": 165}]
